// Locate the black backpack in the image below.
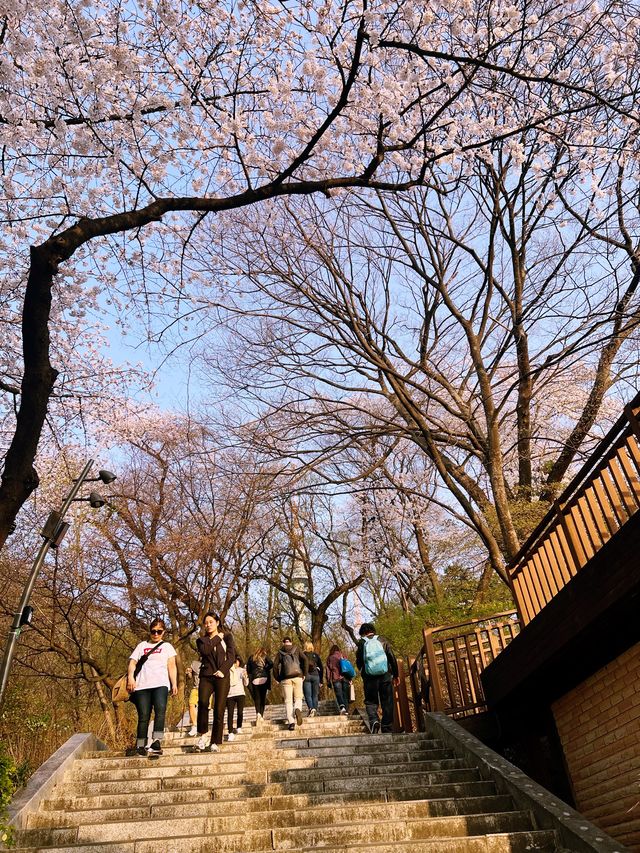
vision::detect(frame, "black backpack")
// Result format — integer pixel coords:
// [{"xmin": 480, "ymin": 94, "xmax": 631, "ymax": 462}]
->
[{"xmin": 279, "ymin": 649, "xmax": 303, "ymax": 679}]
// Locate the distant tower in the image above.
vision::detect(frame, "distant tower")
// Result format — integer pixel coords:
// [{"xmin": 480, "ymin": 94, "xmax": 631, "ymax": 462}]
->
[
  {"xmin": 290, "ymin": 501, "xmax": 311, "ymax": 637},
  {"xmin": 291, "ymin": 548, "xmax": 311, "ymax": 637}
]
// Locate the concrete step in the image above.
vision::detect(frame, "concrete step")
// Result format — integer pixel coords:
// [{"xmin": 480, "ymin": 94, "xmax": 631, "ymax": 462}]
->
[
  {"xmin": 70, "ymin": 755, "xmax": 469, "ymax": 785},
  {"xmin": 29, "ymin": 793, "xmax": 516, "ymax": 829},
  {"xmin": 53, "ymin": 765, "xmax": 484, "ymax": 800},
  {"xmin": 17, "ymin": 809, "xmax": 537, "ymax": 848},
  {"xmin": 13, "ymin": 702, "xmax": 562, "ymax": 853},
  {"xmin": 12, "ymin": 829, "xmax": 558, "ymax": 853},
  {"xmin": 270, "ymin": 757, "xmax": 469, "ymax": 781},
  {"xmin": 212, "ymin": 779, "xmax": 498, "ymax": 802}
]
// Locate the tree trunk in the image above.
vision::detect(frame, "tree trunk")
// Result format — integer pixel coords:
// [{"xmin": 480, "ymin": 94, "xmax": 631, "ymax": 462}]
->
[{"xmin": 0, "ymin": 246, "xmax": 58, "ymax": 546}]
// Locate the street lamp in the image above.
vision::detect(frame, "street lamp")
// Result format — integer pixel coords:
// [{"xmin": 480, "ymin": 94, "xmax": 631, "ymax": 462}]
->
[{"xmin": 0, "ymin": 460, "xmax": 116, "ymax": 708}]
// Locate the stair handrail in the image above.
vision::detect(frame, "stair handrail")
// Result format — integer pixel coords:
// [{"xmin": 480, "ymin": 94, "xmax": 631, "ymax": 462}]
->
[
  {"xmin": 508, "ymin": 393, "xmax": 640, "ymax": 624},
  {"xmin": 409, "ymin": 610, "xmax": 520, "ymax": 718}
]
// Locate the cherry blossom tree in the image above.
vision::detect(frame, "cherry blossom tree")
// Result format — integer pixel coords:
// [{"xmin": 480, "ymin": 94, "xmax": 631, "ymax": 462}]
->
[
  {"xmin": 2, "ymin": 0, "xmax": 639, "ymax": 547},
  {"xmin": 190, "ymin": 125, "xmax": 640, "ymax": 579}
]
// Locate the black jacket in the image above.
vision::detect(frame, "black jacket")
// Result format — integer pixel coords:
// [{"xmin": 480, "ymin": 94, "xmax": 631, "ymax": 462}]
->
[
  {"xmin": 246, "ymin": 655, "xmax": 274, "ymax": 689},
  {"xmin": 273, "ymin": 645, "xmax": 308, "ymax": 681},
  {"xmin": 356, "ymin": 633, "xmax": 398, "ymax": 679},
  {"xmin": 304, "ymin": 651, "xmax": 323, "ymax": 683},
  {"xmin": 196, "ymin": 631, "xmax": 236, "ymax": 678}
]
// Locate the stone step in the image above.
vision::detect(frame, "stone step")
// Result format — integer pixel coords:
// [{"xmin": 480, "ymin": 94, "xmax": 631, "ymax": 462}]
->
[
  {"xmin": 271, "ymin": 757, "xmax": 469, "ymax": 781},
  {"xmin": 274, "ymin": 731, "xmax": 436, "ymax": 749},
  {"xmin": 52, "ymin": 765, "xmax": 484, "ymax": 800},
  {"xmin": 82, "ymin": 740, "xmax": 450, "ymax": 765},
  {"xmin": 13, "ymin": 700, "xmax": 563, "ymax": 853},
  {"xmin": 18, "ymin": 809, "xmax": 536, "ymax": 848},
  {"xmin": 70, "ymin": 755, "xmax": 468, "ymax": 784},
  {"xmin": 42, "ymin": 788, "xmax": 387, "ymax": 815},
  {"xmin": 29, "ymin": 793, "xmax": 515, "ymax": 829},
  {"xmin": 77, "ymin": 744, "xmax": 455, "ymax": 772},
  {"xmin": 11, "ymin": 832, "xmax": 559, "ymax": 853},
  {"xmin": 213, "ymin": 779, "xmax": 498, "ymax": 802},
  {"xmin": 14, "ymin": 827, "xmax": 558, "ymax": 853}
]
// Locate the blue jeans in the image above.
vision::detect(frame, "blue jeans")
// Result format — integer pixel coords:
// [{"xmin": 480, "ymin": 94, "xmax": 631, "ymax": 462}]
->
[
  {"xmin": 332, "ymin": 679, "xmax": 349, "ymax": 710},
  {"xmin": 303, "ymin": 674, "xmax": 320, "ymax": 711},
  {"xmin": 130, "ymin": 686, "xmax": 168, "ymax": 746}
]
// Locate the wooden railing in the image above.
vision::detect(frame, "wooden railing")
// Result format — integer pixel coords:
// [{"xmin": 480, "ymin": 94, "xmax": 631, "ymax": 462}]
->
[
  {"xmin": 509, "ymin": 395, "xmax": 640, "ymax": 625},
  {"xmin": 408, "ymin": 611, "xmax": 520, "ymax": 720},
  {"xmin": 392, "ymin": 658, "xmax": 414, "ymax": 733}
]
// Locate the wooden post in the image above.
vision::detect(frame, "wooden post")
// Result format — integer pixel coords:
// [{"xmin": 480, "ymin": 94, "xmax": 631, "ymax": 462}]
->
[{"xmin": 423, "ymin": 627, "xmax": 446, "ymax": 712}]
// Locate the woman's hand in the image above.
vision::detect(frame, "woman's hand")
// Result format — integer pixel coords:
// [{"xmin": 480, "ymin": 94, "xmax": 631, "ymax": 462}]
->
[
  {"xmin": 171, "ymin": 684, "xmax": 178, "ymax": 696},
  {"xmin": 126, "ymin": 677, "xmax": 136, "ymax": 693},
  {"xmin": 213, "ymin": 669, "xmax": 224, "ymax": 678}
]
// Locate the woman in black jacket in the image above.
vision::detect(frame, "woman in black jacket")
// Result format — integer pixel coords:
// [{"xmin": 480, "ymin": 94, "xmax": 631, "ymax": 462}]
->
[
  {"xmin": 195, "ymin": 612, "xmax": 236, "ymax": 751},
  {"xmin": 246, "ymin": 646, "xmax": 273, "ymax": 722}
]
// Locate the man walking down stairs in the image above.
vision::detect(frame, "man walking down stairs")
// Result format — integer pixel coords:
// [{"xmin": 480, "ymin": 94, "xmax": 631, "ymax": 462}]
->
[{"xmin": 9, "ymin": 700, "xmax": 620, "ymax": 852}]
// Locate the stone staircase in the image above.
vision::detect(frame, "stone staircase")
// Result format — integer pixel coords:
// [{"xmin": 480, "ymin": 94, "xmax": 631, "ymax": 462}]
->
[{"xmin": 13, "ymin": 700, "xmax": 560, "ymax": 852}]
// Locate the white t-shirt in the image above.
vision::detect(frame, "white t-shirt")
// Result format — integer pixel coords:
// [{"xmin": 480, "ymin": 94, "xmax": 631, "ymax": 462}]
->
[{"xmin": 129, "ymin": 641, "xmax": 177, "ymax": 692}]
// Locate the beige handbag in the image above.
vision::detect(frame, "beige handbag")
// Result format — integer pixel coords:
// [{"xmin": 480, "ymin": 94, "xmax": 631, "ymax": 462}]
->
[{"xmin": 111, "ymin": 674, "xmax": 130, "ymax": 703}]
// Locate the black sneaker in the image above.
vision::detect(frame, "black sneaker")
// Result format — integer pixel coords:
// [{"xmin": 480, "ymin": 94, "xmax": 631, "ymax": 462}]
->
[
  {"xmin": 295, "ymin": 708, "xmax": 303, "ymax": 726},
  {"xmin": 288, "ymin": 723, "xmax": 295, "ymax": 731},
  {"xmin": 148, "ymin": 740, "xmax": 163, "ymax": 755},
  {"xmin": 371, "ymin": 720, "xmax": 381, "ymax": 734},
  {"xmin": 136, "ymin": 746, "xmax": 147, "ymax": 756},
  {"xmin": 125, "ymin": 746, "xmax": 138, "ymax": 757}
]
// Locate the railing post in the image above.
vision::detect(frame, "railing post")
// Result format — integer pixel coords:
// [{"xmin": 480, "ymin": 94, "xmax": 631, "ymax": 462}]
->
[
  {"xmin": 554, "ymin": 500, "xmax": 582, "ymax": 574},
  {"xmin": 423, "ymin": 627, "xmax": 446, "ymax": 712},
  {"xmin": 396, "ymin": 659, "xmax": 413, "ymax": 733},
  {"xmin": 408, "ymin": 654, "xmax": 426, "ymax": 732}
]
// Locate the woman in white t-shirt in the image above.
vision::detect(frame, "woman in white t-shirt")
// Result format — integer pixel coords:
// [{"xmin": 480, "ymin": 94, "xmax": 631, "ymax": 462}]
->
[{"xmin": 126, "ymin": 618, "xmax": 178, "ymax": 756}]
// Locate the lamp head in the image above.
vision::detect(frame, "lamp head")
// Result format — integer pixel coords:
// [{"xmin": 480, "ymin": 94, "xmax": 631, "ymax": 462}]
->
[
  {"xmin": 98, "ymin": 470, "xmax": 117, "ymax": 485},
  {"xmin": 88, "ymin": 491, "xmax": 106, "ymax": 509}
]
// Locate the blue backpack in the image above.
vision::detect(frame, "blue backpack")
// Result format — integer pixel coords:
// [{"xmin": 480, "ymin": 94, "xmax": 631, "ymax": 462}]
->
[
  {"xmin": 363, "ymin": 635, "xmax": 388, "ymax": 676},
  {"xmin": 339, "ymin": 658, "xmax": 356, "ymax": 680}
]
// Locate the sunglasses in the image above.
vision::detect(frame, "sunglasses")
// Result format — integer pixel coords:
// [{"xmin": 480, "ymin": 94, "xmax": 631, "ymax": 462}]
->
[{"xmin": 150, "ymin": 629, "xmax": 164, "ymax": 635}]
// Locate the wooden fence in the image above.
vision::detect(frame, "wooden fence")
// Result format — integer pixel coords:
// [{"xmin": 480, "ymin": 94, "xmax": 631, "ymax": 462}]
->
[
  {"xmin": 407, "ymin": 611, "xmax": 520, "ymax": 720},
  {"xmin": 509, "ymin": 396, "xmax": 640, "ymax": 625}
]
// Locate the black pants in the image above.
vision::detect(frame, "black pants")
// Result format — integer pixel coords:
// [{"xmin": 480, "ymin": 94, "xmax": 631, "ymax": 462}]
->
[
  {"xmin": 251, "ymin": 682, "xmax": 269, "ymax": 716},
  {"xmin": 198, "ymin": 674, "xmax": 230, "ymax": 745},
  {"xmin": 226, "ymin": 695, "xmax": 245, "ymax": 732},
  {"xmin": 363, "ymin": 673, "xmax": 394, "ymax": 732}
]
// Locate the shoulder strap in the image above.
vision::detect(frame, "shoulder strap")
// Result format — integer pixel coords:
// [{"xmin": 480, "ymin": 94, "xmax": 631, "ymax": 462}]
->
[{"xmin": 134, "ymin": 640, "xmax": 166, "ymax": 678}]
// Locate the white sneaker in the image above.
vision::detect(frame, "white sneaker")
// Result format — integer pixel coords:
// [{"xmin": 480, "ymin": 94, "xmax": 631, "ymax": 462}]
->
[
  {"xmin": 236, "ymin": 728, "xmax": 243, "ymax": 735},
  {"xmin": 256, "ymin": 713, "xmax": 263, "ymax": 721},
  {"xmin": 310, "ymin": 709, "xmax": 317, "ymax": 717},
  {"xmin": 340, "ymin": 707, "xmax": 348, "ymax": 716},
  {"xmin": 188, "ymin": 726, "xmax": 197, "ymax": 737},
  {"xmin": 227, "ymin": 732, "xmax": 235, "ymax": 742},
  {"xmin": 209, "ymin": 743, "xmax": 219, "ymax": 752},
  {"xmin": 196, "ymin": 735, "xmax": 207, "ymax": 751}
]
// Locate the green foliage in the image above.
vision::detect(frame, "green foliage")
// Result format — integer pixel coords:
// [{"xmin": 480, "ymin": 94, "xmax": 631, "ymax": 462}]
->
[
  {"xmin": 485, "ymin": 495, "xmax": 551, "ymax": 553},
  {"xmin": 375, "ymin": 564, "xmax": 515, "ymax": 658},
  {"xmin": 0, "ymin": 742, "xmax": 29, "ymax": 847}
]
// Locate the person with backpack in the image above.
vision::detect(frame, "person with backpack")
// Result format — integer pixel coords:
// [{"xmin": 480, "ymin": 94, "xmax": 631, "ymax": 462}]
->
[
  {"xmin": 246, "ymin": 646, "xmax": 273, "ymax": 723},
  {"xmin": 325, "ymin": 644, "xmax": 353, "ymax": 716},
  {"xmin": 126, "ymin": 618, "xmax": 178, "ymax": 756},
  {"xmin": 302, "ymin": 641, "xmax": 323, "ymax": 716},
  {"xmin": 273, "ymin": 636, "xmax": 308, "ymax": 730},
  {"xmin": 356, "ymin": 622, "xmax": 399, "ymax": 733}
]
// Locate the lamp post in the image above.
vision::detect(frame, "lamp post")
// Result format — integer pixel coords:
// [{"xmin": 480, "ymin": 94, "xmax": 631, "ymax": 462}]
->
[{"xmin": 0, "ymin": 459, "xmax": 116, "ymax": 709}]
